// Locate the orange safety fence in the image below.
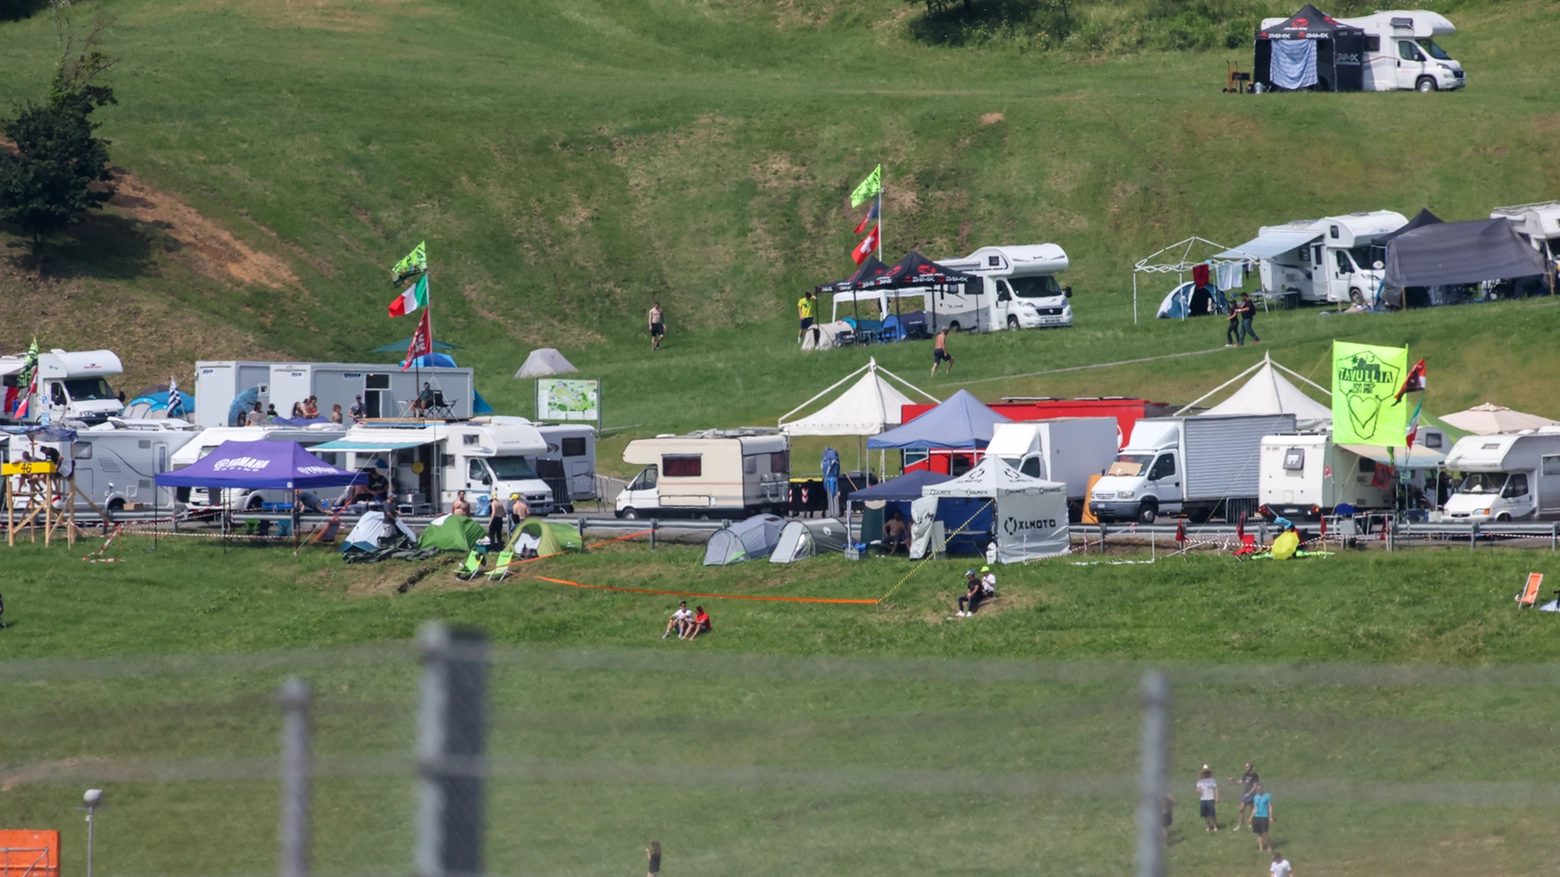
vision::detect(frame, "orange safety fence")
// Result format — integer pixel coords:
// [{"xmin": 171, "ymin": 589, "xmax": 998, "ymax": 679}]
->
[
  {"xmin": 0, "ymin": 830, "xmax": 60, "ymax": 877},
  {"xmin": 534, "ymin": 575, "xmax": 880, "ymax": 605}
]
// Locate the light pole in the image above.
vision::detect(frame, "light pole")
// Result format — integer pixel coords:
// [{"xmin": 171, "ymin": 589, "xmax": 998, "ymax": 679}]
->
[{"xmin": 80, "ymin": 789, "xmax": 104, "ymax": 877}]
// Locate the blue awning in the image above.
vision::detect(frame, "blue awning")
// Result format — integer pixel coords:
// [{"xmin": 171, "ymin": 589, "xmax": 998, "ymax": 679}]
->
[{"xmin": 311, "ymin": 439, "xmax": 432, "ymax": 452}]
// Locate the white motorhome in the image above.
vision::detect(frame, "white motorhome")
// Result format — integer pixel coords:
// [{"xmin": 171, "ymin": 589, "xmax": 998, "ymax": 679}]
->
[
  {"xmin": 1334, "ymin": 10, "xmax": 1465, "ymax": 92},
  {"xmin": 615, "ymin": 429, "xmax": 790, "ymax": 519},
  {"xmin": 533, "ymin": 422, "xmax": 598, "ymax": 508},
  {"xmin": 6, "ymin": 419, "xmax": 196, "ymax": 512},
  {"xmin": 1444, "ymin": 431, "xmax": 1560, "ymax": 523},
  {"xmin": 986, "ymin": 418, "xmax": 1118, "ymax": 519},
  {"xmin": 1490, "ymin": 201, "xmax": 1560, "ymax": 267},
  {"xmin": 169, "ymin": 424, "xmax": 348, "ymax": 511},
  {"xmin": 929, "ymin": 245, "xmax": 1074, "ymax": 333},
  {"xmin": 313, "ymin": 420, "xmax": 555, "ymax": 515},
  {"xmin": 1258, "ymin": 432, "xmax": 1446, "ymax": 520},
  {"xmin": 1229, "ymin": 211, "xmax": 1407, "ymax": 306},
  {"xmin": 193, "ymin": 361, "xmax": 273, "ymax": 427},
  {"xmin": 1, "ymin": 349, "xmax": 126, "ymax": 425}
]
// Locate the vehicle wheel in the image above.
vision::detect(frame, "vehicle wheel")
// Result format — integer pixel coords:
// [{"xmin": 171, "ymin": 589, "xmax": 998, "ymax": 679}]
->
[
  {"xmin": 1007, "ymin": 315, "xmax": 1019, "ymax": 330},
  {"xmin": 247, "ymin": 495, "xmax": 264, "ymax": 511},
  {"xmin": 1496, "ymin": 512, "xmax": 1511, "ymax": 523},
  {"xmin": 621, "ymin": 507, "xmax": 638, "ymax": 520},
  {"xmin": 560, "ymin": 504, "xmax": 574, "ymax": 515},
  {"xmin": 1417, "ymin": 77, "xmax": 1437, "ymax": 93},
  {"xmin": 1349, "ymin": 287, "xmax": 1365, "ymax": 306},
  {"xmin": 948, "ymin": 321, "xmax": 961, "ymax": 333},
  {"xmin": 1137, "ymin": 501, "xmax": 1157, "ymax": 525}
]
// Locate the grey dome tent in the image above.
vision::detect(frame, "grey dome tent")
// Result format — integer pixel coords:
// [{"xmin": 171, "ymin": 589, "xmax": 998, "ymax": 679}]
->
[
  {"xmin": 514, "ymin": 348, "xmax": 579, "ymax": 379},
  {"xmin": 770, "ymin": 518, "xmax": 849, "ymax": 564},
  {"xmin": 702, "ymin": 514, "xmax": 785, "ymax": 566}
]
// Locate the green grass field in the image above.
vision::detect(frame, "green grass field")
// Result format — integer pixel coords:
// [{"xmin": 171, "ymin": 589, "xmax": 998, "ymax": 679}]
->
[{"xmin": 6, "ymin": 1, "xmax": 1560, "ymax": 874}]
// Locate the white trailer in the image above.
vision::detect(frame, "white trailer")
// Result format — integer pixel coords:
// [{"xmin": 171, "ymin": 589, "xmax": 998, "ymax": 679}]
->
[
  {"xmin": 986, "ymin": 418, "xmax": 1118, "ymax": 518},
  {"xmin": 269, "ymin": 362, "xmax": 475, "ymax": 421},
  {"xmin": 6, "ymin": 419, "xmax": 196, "ymax": 512},
  {"xmin": 1260, "ymin": 431, "xmax": 1448, "ymax": 520},
  {"xmin": 169, "ymin": 424, "xmax": 348, "ymax": 511},
  {"xmin": 193, "ymin": 361, "xmax": 273, "ymax": 427},
  {"xmin": 1222, "ymin": 211, "xmax": 1407, "ymax": 306},
  {"xmin": 1, "ymin": 349, "xmax": 126, "ymax": 425},
  {"xmin": 1444, "ymin": 430, "xmax": 1560, "ymax": 523},
  {"xmin": 615, "ymin": 429, "xmax": 790, "ymax": 519},
  {"xmin": 1333, "ymin": 10, "xmax": 1465, "ymax": 93}
]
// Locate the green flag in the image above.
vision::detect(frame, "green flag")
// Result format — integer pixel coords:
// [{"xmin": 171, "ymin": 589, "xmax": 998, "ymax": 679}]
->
[
  {"xmin": 850, "ymin": 165, "xmax": 882, "ymax": 208},
  {"xmin": 1332, "ymin": 341, "xmax": 1409, "ymax": 445},
  {"xmin": 391, "ymin": 241, "xmax": 427, "ymax": 281}
]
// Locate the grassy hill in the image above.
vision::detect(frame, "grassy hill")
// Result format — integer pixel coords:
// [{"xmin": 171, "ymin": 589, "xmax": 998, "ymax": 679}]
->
[{"xmin": 1, "ymin": 0, "xmax": 1558, "ymax": 455}]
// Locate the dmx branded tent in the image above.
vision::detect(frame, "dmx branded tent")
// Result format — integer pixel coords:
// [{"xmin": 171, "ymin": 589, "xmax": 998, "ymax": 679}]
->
[
  {"xmin": 868, "ymin": 390, "xmax": 1010, "ymax": 450},
  {"xmin": 780, "ymin": 358, "xmax": 937, "ymax": 436},
  {"xmin": 769, "ymin": 518, "xmax": 849, "ymax": 564},
  {"xmin": 514, "ymin": 348, "xmax": 578, "ymax": 379},
  {"xmin": 703, "ymin": 514, "xmax": 785, "ymax": 566},
  {"xmin": 157, "ymin": 440, "xmax": 364, "ymax": 490},
  {"xmin": 1383, "ymin": 219, "xmax": 1548, "ymax": 295},
  {"xmin": 1254, "ymin": 4, "xmax": 1365, "ymax": 92},
  {"xmin": 924, "ymin": 456, "xmax": 1069, "ymax": 562},
  {"xmin": 816, "ymin": 257, "xmax": 891, "ymax": 294},
  {"xmin": 419, "ymin": 514, "xmax": 487, "ymax": 552},
  {"xmin": 1178, "ymin": 353, "xmax": 1333, "ymax": 429}
]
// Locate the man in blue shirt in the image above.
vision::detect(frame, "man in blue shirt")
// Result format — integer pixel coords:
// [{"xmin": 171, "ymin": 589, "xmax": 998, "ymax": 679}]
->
[{"xmin": 1250, "ymin": 782, "xmax": 1275, "ymax": 852}]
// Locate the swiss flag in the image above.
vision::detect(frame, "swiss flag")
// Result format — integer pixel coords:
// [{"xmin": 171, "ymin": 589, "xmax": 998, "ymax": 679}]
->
[{"xmin": 852, "ymin": 225, "xmax": 880, "ymax": 265}]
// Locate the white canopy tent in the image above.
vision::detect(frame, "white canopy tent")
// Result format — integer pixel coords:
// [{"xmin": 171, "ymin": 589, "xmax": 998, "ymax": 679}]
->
[
  {"xmin": 1440, "ymin": 403, "xmax": 1558, "ymax": 435},
  {"xmin": 1176, "ymin": 353, "xmax": 1333, "ymax": 429},
  {"xmin": 923, "ymin": 455, "xmax": 1070, "ymax": 562},
  {"xmin": 779, "ymin": 358, "xmax": 936, "ymax": 437},
  {"xmin": 830, "ymin": 288, "xmax": 930, "ymax": 323},
  {"xmin": 1131, "ymin": 236, "xmax": 1251, "ymax": 324}
]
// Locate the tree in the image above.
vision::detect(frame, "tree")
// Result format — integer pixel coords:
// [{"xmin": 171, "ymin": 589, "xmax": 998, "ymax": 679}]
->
[{"xmin": 0, "ymin": 2, "xmax": 117, "ymax": 261}]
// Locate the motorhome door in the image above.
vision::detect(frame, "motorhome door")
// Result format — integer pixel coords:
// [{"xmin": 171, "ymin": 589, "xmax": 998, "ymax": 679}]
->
[{"xmin": 1396, "ymin": 39, "xmax": 1427, "ymax": 89}]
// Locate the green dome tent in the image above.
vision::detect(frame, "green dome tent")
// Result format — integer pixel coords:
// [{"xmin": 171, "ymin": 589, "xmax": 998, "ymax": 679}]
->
[
  {"xmin": 419, "ymin": 514, "xmax": 488, "ymax": 552},
  {"xmin": 508, "ymin": 518, "xmax": 583, "ymax": 557}
]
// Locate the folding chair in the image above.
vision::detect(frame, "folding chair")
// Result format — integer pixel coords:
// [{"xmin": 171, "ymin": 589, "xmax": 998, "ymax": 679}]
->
[
  {"xmin": 454, "ymin": 550, "xmax": 484, "ymax": 581},
  {"xmin": 1232, "ymin": 533, "xmax": 1259, "ymax": 557},
  {"xmin": 1517, "ymin": 572, "xmax": 1544, "ymax": 608},
  {"xmin": 486, "ymin": 550, "xmax": 515, "ymax": 582}
]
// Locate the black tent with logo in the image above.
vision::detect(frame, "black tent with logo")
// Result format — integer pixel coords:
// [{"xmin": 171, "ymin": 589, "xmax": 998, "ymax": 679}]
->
[
  {"xmin": 1254, "ymin": 4, "xmax": 1365, "ymax": 93},
  {"xmin": 816, "ymin": 257, "xmax": 890, "ymax": 295},
  {"xmin": 860, "ymin": 250, "xmax": 976, "ymax": 290}
]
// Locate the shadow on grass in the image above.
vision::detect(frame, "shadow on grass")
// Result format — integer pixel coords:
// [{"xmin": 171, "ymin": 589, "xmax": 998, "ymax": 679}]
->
[{"xmin": 1, "ymin": 210, "xmax": 161, "ymax": 281}]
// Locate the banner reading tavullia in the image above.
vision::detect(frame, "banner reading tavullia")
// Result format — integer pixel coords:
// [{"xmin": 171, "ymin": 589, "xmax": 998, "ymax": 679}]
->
[{"xmin": 1332, "ymin": 341, "xmax": 1409, "ymax": 445}]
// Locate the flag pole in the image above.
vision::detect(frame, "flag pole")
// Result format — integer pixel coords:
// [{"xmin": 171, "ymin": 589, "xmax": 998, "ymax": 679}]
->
[{"xmin": 877, "ymin": 168, "xmax": 884, "ymax": 264}]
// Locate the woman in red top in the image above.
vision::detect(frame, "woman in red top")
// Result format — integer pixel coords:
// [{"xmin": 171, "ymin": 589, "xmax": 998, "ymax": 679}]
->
[{"xmin": 684, "ymin": 606, "xmax": 712, "ymax": 640}]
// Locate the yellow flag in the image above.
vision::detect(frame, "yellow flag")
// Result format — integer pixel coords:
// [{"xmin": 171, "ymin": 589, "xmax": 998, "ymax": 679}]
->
[
  {"xmin": 1332, "ymin": 341, "xmax": 1409, "ymax": 445},
  {"xmin": 391, "ymin": 241, "xmax": 427, "ymax": 280},
  {"xmin": 850, "ymin": 165, "xmax": 882, "ymax": 207}
]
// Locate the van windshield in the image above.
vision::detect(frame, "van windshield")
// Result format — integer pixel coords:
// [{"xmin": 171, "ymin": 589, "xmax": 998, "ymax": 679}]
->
[
  {"xmin": 1009, "ymin": 275, "xmax": 1062, "ymax": 299},
  {"xmin": 1458, "ymin": 472, "xmax": 1505, "ymax": 494},
  {"xmin": 63, "ymin": 377, "xmax": 116, "ymax": 401},
  {"xmin": 488, "ymin": 456, "xmax": 537, "ymax": 480},
  {"xmin": 1417, "ymin": 38, "xmax": 1451, "ymax": 60}
]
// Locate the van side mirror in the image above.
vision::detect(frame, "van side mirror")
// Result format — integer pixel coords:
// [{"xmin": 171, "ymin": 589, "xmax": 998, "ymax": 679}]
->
[{"xmin": 1063, "ymin": 287, "xmax": 1073, "ymax": 298}]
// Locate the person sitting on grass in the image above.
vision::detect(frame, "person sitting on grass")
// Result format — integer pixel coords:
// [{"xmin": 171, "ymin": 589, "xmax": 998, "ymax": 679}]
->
[
  {"xmin": 683, "ymin": 605, "xmax": 712, "ymax": 640},
  {"xmin": 882, "ymin": 511, "xmax": 908, "ymax": 555},
  {"xmin": 956, "ymin": 569, "xmax": 983, "ymax": 617},
  {"xmin": 663, "ymin": 601, "xmax": 692, "ymax": 639}
]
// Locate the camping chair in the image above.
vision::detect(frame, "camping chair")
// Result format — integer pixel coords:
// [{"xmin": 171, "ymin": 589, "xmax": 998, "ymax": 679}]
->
[
  {"xmin": 429, "ymin": 392, "xmax": 457, "ymax": 418},
  {"xmin": 1232, "ymin": 533, "xmax": 1259, "ymax": 556},
  {"xmin": 1517, "ymin": 572, "xmax": 1544, "ymax": 608},
  {"xmin": 454, "ymin": 550, "xmax": 484, "ymax": 581},
  {"xmin": 486, "ymin": 550, "xmax": 515, "ymax": 582}
]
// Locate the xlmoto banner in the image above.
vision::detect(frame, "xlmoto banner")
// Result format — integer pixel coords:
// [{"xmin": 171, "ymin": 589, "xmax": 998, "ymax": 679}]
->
[
  {"xmin": 1331, "ymin": 341, "xmax": 1409, "ymax": 445},
  {"xmin": 995, "ymin": 486, "xmax": 1069, "ymax": 562}
]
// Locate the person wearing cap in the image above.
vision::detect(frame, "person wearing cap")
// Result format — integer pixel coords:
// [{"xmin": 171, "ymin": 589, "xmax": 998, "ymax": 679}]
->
[
  {"xmin": 1196, "ymin": 765, "xmax": 1220, "ymax": 831},
  {"xmin": 980, "ymin": 565, "xmax": 996, "ymax": 598},
  {"xmin": 1250, "ymin": 783, "xmax": 1274, "ymax": 852},
  {"xmin": 663, "ymin": 601, "xmax": 692, "ymax": 639},
  {"xmin": 957, "ymin": 569, "xmax": 982, "ymax": 616}
]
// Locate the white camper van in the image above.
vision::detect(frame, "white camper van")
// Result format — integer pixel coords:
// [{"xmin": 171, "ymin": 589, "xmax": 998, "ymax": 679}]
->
[
  {"xmin": 1443, "ymin": 431, "xmax": 1560, "ymax": 523},
  {"xmin": 6, "ymin": 419, "xmax": 196, "ymax": 512},
  {"xmin": 1335, "ymin": 10, "xmax": 1465, "ymax": 92},
  {"xmin": 1, "ymin": 350, "xmax": 126, "ymax": 425},
  {"xmin": 1231, "ymin": 211, "xmax": 1407, "ymax": 306},
  {"xmin": 169, "ymin": 424, "xmax": 348, "ymax": 511},
  {"xmin": 534, "ymin": 423, "xmax": 598, "ymax": 508},
  {"xmin": 986, "ymin": 419, "xmax": 1118, "ymax": 519},
  {"xmin": 193, "ymin": 361, "xmax": 273, "ymax": 428},
  {"xmin": 615, "ymin": 429, "xmax": 790, "ymax": 519},
  {"xmin": 314, "ymin": 420, "xmax": 555, "ymax": 515},
  {"xmin": 1490, "ymin": 202, "xmax": 1560, "ymax": 267},
  {"xmin": 929, "ymin": 245, "xmax": 1074, "ymax": 333}
]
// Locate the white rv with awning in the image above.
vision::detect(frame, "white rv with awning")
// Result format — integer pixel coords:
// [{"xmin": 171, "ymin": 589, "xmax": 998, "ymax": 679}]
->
[{"xmin": 1218, "ymin": 211, "xmax": 1406, "ymax": 306}]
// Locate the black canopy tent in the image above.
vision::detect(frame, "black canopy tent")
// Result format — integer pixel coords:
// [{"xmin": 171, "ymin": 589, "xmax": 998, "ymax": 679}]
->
[
  {"xmin": 1373, "ymin": 208, "xmax": 1443, "ymax": 247},
  {"xmin": 860, "ymin": 250, "xmax": 980, "ymax": 333},
  {"xmin": 817, "ymin": 257, "xmax": 890, "ymax": 295},
  {"xmin": 1254, "ymin": 4, "xmax": 1365, "ymax": 93},
  {"xmin": 1381, "ymin": 218, "xmax": 1549, "ymax": 309}
]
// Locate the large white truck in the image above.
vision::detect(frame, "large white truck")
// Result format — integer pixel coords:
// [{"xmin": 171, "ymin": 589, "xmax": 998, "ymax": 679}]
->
[
  {"xmin": 6, "ymin": 419, "xmax": 197, "ymax": 512},
  {"xmin": 929, "ymin": 244, "xmax": 1075, "ymax": 333},
  {"xmin": 169, "ymin": 424, "xmax": 349, "ymax": 511},
  {"xmin": 1089, "ymin": 414, "xmax": 1297, "ymax": 524},
  {"xmin": 615, "ymin": 429, "xmax": 790, "ymax": 519},
  {"xmin": 1, "ymin": 349, "xmax": 126, "ymax": 426},
  {"xmin": 1334, "ymin": 10, "xmax": 1465, "ymax": 93},
  {"xmin": 1229, "ymin": 211, "xmax": 1407, "ymax": 306},
  {"xmin": 1443, "ymin": 431, "xmax": 1560, "ymax": 523},
  {"xmin": 314, "ymin": 420, "xmax": 557, "ymax": 515},
  {"xmin": 986, "ymin": 418, "xmax": 1118, "ymax": 520}
]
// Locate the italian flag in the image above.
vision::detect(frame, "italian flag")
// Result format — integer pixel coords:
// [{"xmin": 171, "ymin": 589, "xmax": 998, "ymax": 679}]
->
[{"xmin": 388, "ymin": 275, "xmax": 428, "ymax": 317}]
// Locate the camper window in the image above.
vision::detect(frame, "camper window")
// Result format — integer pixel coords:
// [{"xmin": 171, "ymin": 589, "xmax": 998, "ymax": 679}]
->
[
  {"xmin": 1502, "ymin": 474, "xmax": 1530, "ymax": 499},
  {"xmin": 1334, "ymin": 251, "xmax": 1352, "ymax": 274},
  {"xmin": 468, "ymin": 459, "xmax": 491, "ymax": 484},
  {"xmin": 1543, "ymin": 455, "xmax": 1560, "ymax": 477},
  {"xmin": 663, "ymin": 455, "xmax": 702, "ymax": 477},
  {"xmin": 561, "ymin": 437, "xmax": 587, "ymax": 457},
  {"xmin": 63, "ymin": 378, "xmax": 116, "ymax": 401},
  {"xmin": 1364, "ymin": 35, "xmax": 1380, "ymax": 52},
  {"xmin": 1283, "ymin": 448, "xmax": 1305, "ymax": 470},
  {"xmin": 1459, "ymin": 472, "xmax": 1502, "ymax": 494},
  {"xmin": 1416, "ymin": 39, "xmax": 1450, "ymax": 60},
  {"xmin": 629, "ymin": 466, "xmax": 658, "ymax": 491},
  {"xmin": 51, "ymin": 383, "xmax": 67, "ymax": 405},
  {"xmin": 73, "ymin": 442, "xmax": 93, "ymax": 459},
  {"xmin": 744, "ymin": 456, "xmax": 757, "ymax": 475},
  {"xmin": 771, "ymin": 451, "xmax": 788, "ymax": 473},
  {"xmin": 1359, "ymin": 457, "xmax": 1376, "ymax": 473},
  {"xmin": 1010, "ymin": 275, "xmax": 1063, "ymax": 299},
  {"xmin": 1398, "ymin": 40, "xmax": 1424, "ymax": 62},
  {"xmin": 488, "ymin": 456, "xmax": 536, "ymax": 480},
  {"xmin": 996, "ymin": 280, "xmax": 1013, "ymax": 302}
]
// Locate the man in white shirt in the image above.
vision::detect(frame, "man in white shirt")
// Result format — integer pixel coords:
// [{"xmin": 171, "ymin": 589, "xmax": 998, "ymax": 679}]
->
[
  {"xmin": 1270, "ymin": 853, "xmax": 1292, "ymax": 877},
  {"xmin": 1196, "ymin": 765, "xmax": 1220, "ymax": 832},
  {"xmin": 663, "ymin": 601, "xmax": 693, "ymax": 639}
]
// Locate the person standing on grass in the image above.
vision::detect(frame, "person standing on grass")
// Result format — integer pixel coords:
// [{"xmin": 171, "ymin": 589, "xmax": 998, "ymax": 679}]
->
[
  {"xmin": 931, "ymin": 328, "xmax": 952, "ymax": 376},
  {"xmin": 1250, "ymin": 783, "xmax": 1275, "ymax": 852},
  {"xmin": 1230, "ymin": 761, "xmax": 1259, "ymax": 830},
  {"xmin": 1270, "ymin": 852, "xmax": 1291, "ymax": 877},
  {"xmin": 646, "ymin": 841, "xmax": 661, "ymax": 877},
  {"xmin": 487, "ymin": 495, "xmax": 507, "ymax": 545},
  {"xmin": 648, "ymin": 301, "xmax": 665, "ymax": 351},
  {"xmin": 1196, "ymin": 765, "xmax": 1219, "ymax": 831},
  {"xmin": 1238, "ymin": 292, "xmax": 1261, "ymax": 345},
  {"xmin": 450, "ymin": 490, "xmax": 471, "ymax": 517},
  {"xmin": 1225, "ymin": 303, "xmax": 1241, "ymax": 348},
  {"xmin": 797, "ymin": 290, "xmax": 816, "ymax": 343}
]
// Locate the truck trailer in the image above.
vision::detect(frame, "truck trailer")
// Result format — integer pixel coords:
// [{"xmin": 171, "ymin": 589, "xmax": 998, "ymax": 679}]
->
[{"xmin": 1089, "ymin": 414, "xmax": 1298, "ymax": 524}]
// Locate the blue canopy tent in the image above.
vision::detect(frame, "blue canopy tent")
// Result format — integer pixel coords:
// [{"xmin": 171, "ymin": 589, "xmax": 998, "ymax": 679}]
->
[
  {"xmin": 158, "ymin": 441, "xmax": 364, "ymax": 547},
  {"xmin": 849, "ymin": 469, "xmax": 954, "ymax": 501},
  {"xmin": 867, "ymin": 389, "xmax": 1010, "ymax": 452}
]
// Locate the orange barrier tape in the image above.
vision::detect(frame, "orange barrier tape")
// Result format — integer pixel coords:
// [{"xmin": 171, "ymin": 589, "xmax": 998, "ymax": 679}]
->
[
  {"xmin": 586, "ymin": 529, "xmax": 652, "ymax": 550},
  {"xmin": 534, "ymin": 575, "xmax": 880, "ymax": 605}
]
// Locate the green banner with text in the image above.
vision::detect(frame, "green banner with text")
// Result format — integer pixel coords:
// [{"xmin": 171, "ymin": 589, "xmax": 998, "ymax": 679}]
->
[{"xmin": 1332, "ymin": 341, "xmax": 1409, "ymax": 445}]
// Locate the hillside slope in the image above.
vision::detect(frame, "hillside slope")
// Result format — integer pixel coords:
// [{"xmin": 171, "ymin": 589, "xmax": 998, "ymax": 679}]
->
[{"xmin": 0, "ymin": 0, "xmax": 1557, "ymax": 431}]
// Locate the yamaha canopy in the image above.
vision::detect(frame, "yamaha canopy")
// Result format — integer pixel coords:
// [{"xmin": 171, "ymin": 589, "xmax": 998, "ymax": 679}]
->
[{"xmin": 157, "ymin": 440, "xmax": 365, "ymax": 490}]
